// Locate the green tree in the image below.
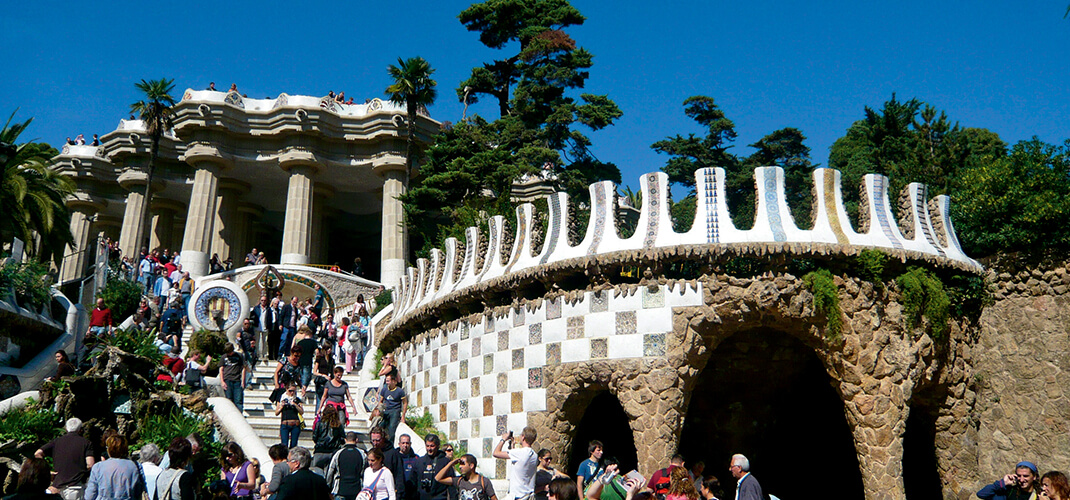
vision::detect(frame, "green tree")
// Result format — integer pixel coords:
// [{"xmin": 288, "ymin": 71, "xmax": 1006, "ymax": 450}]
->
[
  {"xmin": 386, "ymin": 57, "xmax": 439, "ymax": 176},
  {"xmin": 952, "ymin": 138, "xmax": 1070, "ymax": 257},
  {"xmin": 742, "ymin": 127, "xmax": 816, "ymax": 227},
  {"xmin": 0, "ymin": 110, "xmax": 74, "ymax": 265},
  {"xmin": 651, "ymin": 96, "xmax": 739, "ymax": 189},
  {"xmin": 404, "ymin": 0, "xmax": 622, "ymax": 255},
  {"xmin": 130, "ymin": 79, "xmax": 176, "ymax": 251}
]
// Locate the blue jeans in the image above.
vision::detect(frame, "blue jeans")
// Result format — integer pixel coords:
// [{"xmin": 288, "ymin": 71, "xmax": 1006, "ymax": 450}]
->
[
  {"xmin": 181, "ymin": 293, "xmax": 191, "ymax": 319},
  {"xmin": 299, "ymin": 365, "xmax": 313, "ymax": 389},
  {"xmin": 225, "ymin": 380, "xmax": 244, "ymax": 409},
  {"xmin": 89, "ymin": 326, "xmax": 108, "ymax": 337},
  {"xmin": 279, "ymin": 327, "xmax": 295, "ymax": 359},
  {"xmin": 280, "ymin": 424, "xmax": 301, "ymax": 448},
  {"xmin": 381, "ymin": 408, "xmax": 402, "ymax": 443}
]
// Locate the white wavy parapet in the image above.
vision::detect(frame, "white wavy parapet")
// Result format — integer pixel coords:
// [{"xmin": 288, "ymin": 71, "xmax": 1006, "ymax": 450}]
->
[
  {"xmin": 180, "ymin": 89, "xmax": 414, "ymax": 117},
  {"xmin": 390, "ymin": 167, "xmax": 981, "ymax": 323}
]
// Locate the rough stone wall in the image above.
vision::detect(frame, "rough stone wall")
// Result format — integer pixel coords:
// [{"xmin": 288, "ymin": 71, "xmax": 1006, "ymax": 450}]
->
[{"xmin": 973, "ymin": 263, "xmax": 1070, "ymax": 490}]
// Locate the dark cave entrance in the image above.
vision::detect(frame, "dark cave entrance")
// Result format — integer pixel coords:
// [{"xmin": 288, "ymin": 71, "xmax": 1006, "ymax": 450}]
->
[
  {"xmin": 902, "ymin": 398, "xmax": 944, "ymax": 499},
  {"xmin": 568, "ymin": 391, "xmax": 640, "ymax": 475},
  {"xmin": 678, "ymin": 328, "xmax": 864, "ymax": 499}
]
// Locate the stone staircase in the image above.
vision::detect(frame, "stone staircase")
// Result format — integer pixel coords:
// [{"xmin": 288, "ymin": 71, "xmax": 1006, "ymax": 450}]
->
[{"xmin": 241, "ymin": 359, "xmax": 370, "ymax": 450}]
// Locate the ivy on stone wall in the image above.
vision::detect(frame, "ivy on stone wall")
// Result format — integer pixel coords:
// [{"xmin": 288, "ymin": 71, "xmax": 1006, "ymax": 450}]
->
[
  {"xmin": 803, "ymin": 268, "xmax": 843, "ymax": 339},
  {"xmin": 896, "ymin": 267, "xmax": 951, "ymax": 340},
  {"xmin": 853, "ymin": 249, "xmax": 889, "ymax": 289}
]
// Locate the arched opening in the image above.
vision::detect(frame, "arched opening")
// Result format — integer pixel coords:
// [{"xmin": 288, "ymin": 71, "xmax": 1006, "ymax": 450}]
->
[
  {"xmin": 902, "ymin": 396, "xmax": 943, "ymax": 499},
  {"xmin": 679, "ymin": 328, "xmax": 863, "ymax": 499},
  {"xmin": 568, "ymin": 391, "xmax": 639, "ymax": 475}
]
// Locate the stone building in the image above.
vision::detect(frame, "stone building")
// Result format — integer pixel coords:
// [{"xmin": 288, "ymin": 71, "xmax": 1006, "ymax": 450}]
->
[
  {"xmin": 52, "ymin": 90, "xmax": 440, "ymax": 288},
  {"xmin": 378, "ymin": 167, "xmax": 1069, "ymax": 500}
]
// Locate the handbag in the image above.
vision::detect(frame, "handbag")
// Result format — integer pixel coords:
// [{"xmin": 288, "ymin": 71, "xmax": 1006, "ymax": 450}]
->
[{"xmin": 356, "ymin": 468, "xmax": 385, "ymax": 500}]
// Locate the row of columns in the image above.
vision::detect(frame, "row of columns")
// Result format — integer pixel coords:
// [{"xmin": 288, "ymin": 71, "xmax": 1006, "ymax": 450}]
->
[{"xmin": 59, "ymin": 154, "xmax": 409, "ymax": 285}]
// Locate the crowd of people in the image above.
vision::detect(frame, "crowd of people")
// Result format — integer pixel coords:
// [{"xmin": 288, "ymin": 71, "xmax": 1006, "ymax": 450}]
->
[{"xmin": 65, "ymin": 134, "xmax": 99, "ymax": 146}]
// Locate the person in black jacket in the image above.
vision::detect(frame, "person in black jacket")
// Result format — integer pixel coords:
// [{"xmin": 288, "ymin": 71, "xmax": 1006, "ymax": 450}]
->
[
  {"xmin": 326, "ymin": 432, "xmax": 366, "ymax": 500},
  {"xmin": 413, "ymin": 434, "xmax": 452, "ymax": 500},
  {"xmin": 275, "ymin": 447, "xmax": 330, "ymax": 500},
  {"xmin": 370, "ymin": 426, "xmax": 407, "ymax": 500},
  {"xmin": 312, "ymin": 407, "xmax": 345, "ymax": 471},
  {"xmin": 278, "ymin": 297, "xmax": 298, "ymax": 359}
]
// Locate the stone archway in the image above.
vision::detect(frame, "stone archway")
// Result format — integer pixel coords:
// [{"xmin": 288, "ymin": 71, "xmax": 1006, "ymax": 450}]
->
[
  {"xmin": 678, "ymin": 328, "xmax": 864, "ymax": 499},
  {"xmin": 568, "ymin": 391, "xmax": 639, "ymax": 474}
]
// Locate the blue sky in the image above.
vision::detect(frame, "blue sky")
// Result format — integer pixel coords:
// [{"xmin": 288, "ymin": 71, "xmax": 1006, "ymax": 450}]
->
[{"xmin": 3, "ymin": 1, "xmax": 1068, "ymax": 191}]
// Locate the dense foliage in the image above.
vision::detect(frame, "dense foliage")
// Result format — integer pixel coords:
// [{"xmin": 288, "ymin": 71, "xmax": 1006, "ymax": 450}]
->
[
  {"xmin": 0, "ymin": 258, "xmax": 51, "ymax": 309},
  {"xmin": 803, "ymin": 269, "xmax": 842, "ymax": 339},
  {"xmin": 98, "ymin": 270, "xmax": 143, "ymax": 322},
  {"xmin": 0, "ymin": 402, "xmax": 63, "ymax": 443},
  {"xmin": 896, "ymin": 267, "xmax": 951, "ymax": 340},
  {"xmin": 652, "ymin": 97, "xmax": 815, "ymax": 229},
  {"xmin": 94, "ymin": 327, "xmax": 164, "ymax": 363},
  {"xmin": 403, "ymin": 0, "xmax": 622, "ymax": 256}
]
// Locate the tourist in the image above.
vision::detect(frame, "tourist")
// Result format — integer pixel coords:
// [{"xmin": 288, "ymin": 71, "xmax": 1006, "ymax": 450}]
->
[
  {"xmin": 160, "ymin": 300, "xmax": 183, "ymax": 351},
  {"xmin": 183, "ymin": 351, "xmax": 210, "ymax": 390},
  {"xmin": 221, "ymin": 343, "xmax": 248, "ymax": 412},
  {"xmin": 159, "ymin": 346, "xmax": 185, "ymax": 385},
  {"xmin": 378, "ymin": 353, "xmax": 399, "ymax": 387},
  {"xmin": 156, "ymin": 438, "xmax": 195, "ymax": 500},
  {"xmin": 336, "ymin": 92, "xmax": 345, "ymax": 103},
  {"xmin": 535, "ymin": 449, "xmax": 570, "ymax": 500},
  {"xmin": 7, "ymin": 457, "xmax": 59, "ymax": 500},
  {"xmin": 727, "ymin": 455, "xmax": 762, "ymax": 500},
  {"xmin": 275, "ymin": 447, "xmax": 330, "ymax": 500},
  {"xmin": 664, "ymin": 467, "xmax": 699, "ymax": 500},
  {"xmin": 229, "ymin": 84, "xmax": 238, "ymax": 92},
  {"xmin": 414, "ymin": 434, "xmax": 452, "ymax": 500},
  {"xmin": 84, "ymin": 435, "xmax": 145, "ymax": 500},
  {"xmin": 270, "ymin": 297, "xmax": 283, "ymax": 361},
  {"xmin": 66, "ymin": 137, "xmax": 75, "ymax": 146},
  {"xmin": 47, "ymin": 350, "xmax": 75, "ymax": 382},
  {"xmin": 493, "ymin": 428, "xmax": 538, "ymax": 500},
  {"xmin": 355, "ymin": 306, "xmax": 371, "ymax": 367},
  {"xmin": 210, "ymin": 253, "xmax": 224, "ymax": 274},
  {"xmin": 353, "ymin": 258, "xmax": 364, "ymax": 277},
  {"xmin": 252, "ymin": 295, "xmax": 275, "ymax": 361},
  {"xmin": 278, "ymin": 296, "xmax": 298, "ymax": 359},
  {"xmin": 220, "ymin": 442, "xmax": 259, "ymax": 500},
  {"xmin": 275, "ymin": 382, "xmax": 304, "ymax": 448},
  {"xmin": 326, "ymin": 432, "xmax": 366, "ymax": 500},
  {"xmin": 375, "ymin": 373, "xmax": 407, "ymax": 441},
  {"xmin": 435, "ymin": 454, "xmax": 495, "ymax": 500},
  {"xmin": 245, "ymin": 248, "xmax": 258, "ymax": 267},
  {"xmin": 207, "ymin": 82, "xmax": 217, "ymax": 91},
  {"xmin": 548, "ymin": 478, "xmax": 581, "ymax": 500},
  {"xmin": 86, "ymin": 298, "xmax": 113, "ymax": 338},
  {"xmin": 139, "ymin": 444, "xmax": 163, "ymax": 500},
  {"xmin": 138, "ymin": 296, "xmax": 160, "ymax": 332},
  {"xmin": 138, "ymin": 253, "xmax": 154, "ymax": 289},
  {"xmin": 320, "ymin": 313, "xmax": 337, "ymax": 348},
  {"xmin": 178, "ymin": 271, "xmax": 194, "ymax": 320},
  {"xmin": 75, "ymin": 134, "xmax": 85, "ymax": 145},
  {"xmin": 310, "ymin": 347, "xmax": 330, "ymax": 412},
  {"xmin": 91, "ymin": 134, "xmax": 99, "ymax": 146},
  {"xmin": 979, "ymin": 461, "xmax": 1041, "ymax": 500},
  {"xmin": 35, "ymin": 418, "xmax": 94, "ymax": 500},
  {"xmin": 158, "ymin": 433, "xmax": 203, "ymax": 473},
  {"xmin": 256, "ymin": 252, "xmax": 267, "ymax": 265},
  {"xmin": 274, "ymin": 347, "xmax": 303, "ymax": 400},
  {"xmin": 647, "ymin": 454, "xmax": 686, "ymax": 497},
  {"xmin": 363, "ymin": 448, "xmax": 396, "ymax": 500},
  {"xmin": 240, "ymin": 318, "xmax": 257, "ymax": 371},
  {"xmin": 260, "ymin": 445, "xmax": 290, "ymax": 500},
  {"xmin": 697, "ymin": 476, "xmax": 722, "ymax": 500},
  {"xmin": 1042, "ymin": 471, "xmax": 1070, "ymax": 500},
  {"xmin": 167, "ymin": 283, "xmax": 182, "ymax": 313},
  {"xmin": 575, "ymin": 441, "xmax": 605, "ymax": 493},
  {"xmin": 688, "ymin": 463, "xmax": 704, "ymax": 493},
  {"xmin": 395, "ymin": 434, "xmax": 418, "ymax": 500},
  {"xmin": 312, "ymin": 407, "xmax": 345, "ymax": 470},
  {"xmin": 153, "ymin": 270, "xmax": 171, "ymax": 308},
  {"xmin": 369, "ymin": 427, "xmax": 407, "ymax": 499},
  {"xmin": 292, "ymin": 325, "xmax": 317, "ymax": 390},
  {"xmin": 327, "ymin": 91, "xmax": 336, "ymax": 101}
]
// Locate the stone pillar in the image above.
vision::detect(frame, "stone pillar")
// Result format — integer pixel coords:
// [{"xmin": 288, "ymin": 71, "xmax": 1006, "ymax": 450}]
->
[
  {"xmin": 179, "ymin": 163, "xmax": 222, "ymax": 277},
  {"xmin": 58, "ymin": 201, "xmax": 102, "ymax": 282},
  {"xmin": 840, "ymin": 380, "xmax": 910, "ymax": 500},
  {"xmin": 378, "ymin": 165, "xmax": 407, "ymax": 288},
  {"xmin": 280, "ymin": 164, "xmax": 315, "ymax": 265},
  {"xmin": 211, "ymin": 180, "xmax": 250, "ymax": 264},
  {"xmin": 117, "ymin": 189, "xmax": 146, "ymax": 258},
  {"xmin": 149, "ymin": 200, "xmax": 185, "ymax": 252}
]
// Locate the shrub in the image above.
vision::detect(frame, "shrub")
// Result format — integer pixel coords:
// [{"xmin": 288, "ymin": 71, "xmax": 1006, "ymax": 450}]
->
[
  {"xmin": 854, "ymin": 249, "xmax": 889, "ymax": 287},
  {"xmin": 0, "ymin": 259, "xmax": 51, "ymax": 309},
  {"xmin": 373, "ymin": 289, "xmax": 393, "ymax": 316},
  {"xmin": 96, "ymin": 327, "xmax": 164, "ymax": 363},
  {"xmin": 803, "ymin": 268, "xmax": 843, "ymax": 339},
  {"xmin": 188, "ymin": 329, "xmax": 227, "ymax": 360},
  {"xmin": 98, "ymin": 273, "xmax": 142, "ymax": 322},
  {"xmin": 404, "ymin": 408, "xmax": 436, "ymax": 439},
  {"xmin": 136, "ymin": 408, "xmax": 213, "ymax": 451},
  {"xmin": 896, "ymin": 267, "xmax": 951, "ymax": 340},
  {"xmin": 0, "ymin": 402, "xmax": 62, "ymax": 444}
]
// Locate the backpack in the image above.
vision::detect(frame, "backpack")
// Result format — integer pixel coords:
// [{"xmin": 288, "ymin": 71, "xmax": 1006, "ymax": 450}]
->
[
  {"xmin": 651, "ymin": 468, "xmax": 672, "ymax": 500},
  {"xmin": 184, "ymin": 362, "xmax": 202, "ymax": 387}
]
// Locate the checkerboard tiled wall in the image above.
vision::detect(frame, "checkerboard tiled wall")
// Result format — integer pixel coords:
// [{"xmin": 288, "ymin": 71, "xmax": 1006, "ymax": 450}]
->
[{"xmin": 394, "ymin": 283, "xmax": 703, "ymax": 478}]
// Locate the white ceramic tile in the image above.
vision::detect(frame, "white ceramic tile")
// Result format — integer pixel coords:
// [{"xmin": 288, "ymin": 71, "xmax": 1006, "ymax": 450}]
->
[
  {"xmin": 636, "ymin": 309, "xmax": 672, "ymax": 334},
  {"xmin": 494, "ymin": 352, "xmax": 511, "ymax": 372},
  {"xmin": 560, "ymin": 339, "xmax": 590, "ymax": 363},
  {"xmin": 493, "ymin": 393, "xmax": 511, "ymax": 414},
  {"xmin": 458, "ymin": 339, "xmax": 472, "ymax": 360},
  {"xmin": 457, "ymin": 418, "xmax": 471, "ymax": 440},
  {"xmin": 507, "ymin": 412, "xmax": 528, "ymax": 432},
  {"xmin": 446, "ymin": 362, "xmax": 459, "ymax": 382},
  {"xmin": 447, "ymin": 400, "xmax": 459, "ymax": 420},
  {"xmin": 585, "ymin": 311, "xmax": 614, "ymax": 338},
  {"xmin": 542, "ymin": 319, "xmax": 566, "ymax": 343},
  {"xmin": 525, "ymin": 344, "xmax": 546, "ymax": 367},
  {"xmin": 457, "ymin": 380, "xmax": 471, "ymax": 400},
  {"xmin": 607, "ymin": 335, "xmax": 644, "ymax": 359},
  {"xmin": 524, "ymin": 389, "xmax": 547, "ymax": 412},
  {"xmin": 508, "ymin": 370, "xmax": 526, "ymax": 392},
  {"xmin": 612, "ymin": 289, "xmax": 642, "ymax": 310},
  {"xmin": 510, "ymin": 326, "xmax": 528, "ymax": 349}
]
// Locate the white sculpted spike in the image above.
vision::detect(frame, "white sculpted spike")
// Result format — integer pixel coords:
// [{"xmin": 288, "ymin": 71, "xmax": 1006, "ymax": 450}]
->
[
  {"xmin": 479, "ymin": 215, "xmax": 508, "ymax": 281},
  {"xmin": 506, "ymin": 203, "xmax": 539, "ymax": 274}
]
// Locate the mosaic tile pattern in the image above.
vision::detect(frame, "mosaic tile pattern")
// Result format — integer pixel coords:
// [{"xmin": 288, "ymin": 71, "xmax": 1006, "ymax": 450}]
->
[
  {"xmin": 528, "ymin": 367, "xmax": 543, "ymax": 389},
  {"xmin": 590, "ymin": 291, "xmax": 608, "ymax": 312},
  {"xmin": 460, "ymin": 399, "xmax": 469, "ymax": 419},
  {"xmin": 703, "ymin": 168, "xmax": 720, "ymax": 243},
  {"xmin": 451, "ymin": 344, "xmax": 458, "ymax": 362},
  {"xmin": 472, "ymin": 377, "xmax": 480, "ymax": 397},
  {"xmin": 439, "ymin": 403, "xmax": 446, "ymax": 422},
  {"xmin": 496, "ymin": 460, "xmax": 506, "ymax": 479},
  {"xmin": 472, "ymin": 338, "xmax": 481, "ymax": 356},
  {"xmin": 591, "ymin": 338, "xmax": 608, "ymax": 358},
  {"xmin": 644, "ymin": 333, "xmax": 667, "ymax": 356},
  {"xmin": 823, "ymin": 172, "xmax": 849, "ymax": 245},
  {"xmin": 512, "ymin": 349, "xmax": 524, "ymax": 369},
  {"xmin": 764, "ymin": 168, "xmax": 787, "ymax": 242},
  {"xmin": 504, "ymin": 206, "xmax": 527, "ymax": 274},
  {"xmin": 643, "ymin": 173, "xmax": 661, "ymax": 248},
  {"xmin": 529, "ymin": 323, "xmax": 542, "ymax": 344},
  {"xmin": 431, "ymin": 386, "xmax": 438, "ymax": 404},
  {"xmin": 496, "ymin": 415, "xmax": 507, "ymax": 435},
  {"xmin": 513, "ymin": 306, "xmax": 524, "ymax": 327},
  {"xmin": 484, "ymin": 355, "xmax": 493, "ymax": 375},
  {"xmin": 567, "ymin": 317, "xmax": 585, "ymax": 339},
  {"xmin": 587, "ymin": 182, "xmax": 608, "ymax": 255},
  {"xmin": 547, "ymin": 343, "xmax": 561, "ymax": 364},
  {"xmin": 460, "ymin": 359, "xmax": 468, "ymax": 379},
  {"xmin": 432, "ymin": 350, "xmax": 438, "ymax": 367},
  {"xmin": 497, "ymin": 373, "xmax": 508, "ymax": 393},
  {"xmin": 498, "ymin": 331, "xmax": 509, "ymax": 351},
  {"xmin": 872, "ymin": 176, "xmax": 903, "ymax": 249},
  {"xmin": 440, "ymin": 366, "xmax": 446, "ymax": 383},
  {"xmin": 511, "ymin": 392, "xmax": 523, "ymax": 413},
  {"xmin": 472, "ymin": 419, "xmax": 479, "ymax": 436},
  {"xmin": 616, "ymin": 311, "xmax": 636, "ymax": 335},
  {"xmin": 485, "ymin": 314, "xmax": 495, "ymax": 333},
  {"xmin": 483, "ymin": 396, "xmax": 493, "ymax": 417},
  {"xmin": 460, "ymin": 322, "xmax": 470, "ymax": 340},
  {"xmin": 449, "ymin": 381, "xmax": 456, "ymax": 400},
  {"xmin": 546, "ymin": 297, "xmax": 562, "ymax": 320},
  {"xmin": 539, "ymin": 194, "xmax": 562, "ymax": 265},
  {"xmin": 450, "ymin": 421, "xmax": 458, "ymax": 440},
  {"xmin": 483, "ymin": 437, "xmax": 493, "ymax": 457},
  {"xmin": 642, "ymin": 287, "xmax": 664, "ymax": 309},
  {"xmin": 915, "ymin": 185, "xmax": 945, "ymax": 256}
]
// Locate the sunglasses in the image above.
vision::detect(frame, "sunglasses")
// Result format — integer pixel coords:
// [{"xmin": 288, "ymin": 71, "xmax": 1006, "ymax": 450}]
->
[{"xmin": 444, "ymin": 448, "xmax": 454, "ymax": 452}]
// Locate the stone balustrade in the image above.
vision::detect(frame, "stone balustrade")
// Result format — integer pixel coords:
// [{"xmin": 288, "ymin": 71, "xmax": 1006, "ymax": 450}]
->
[{"xmin": 389, "ymin": 167, "xmax": 981, "ymax": 330}]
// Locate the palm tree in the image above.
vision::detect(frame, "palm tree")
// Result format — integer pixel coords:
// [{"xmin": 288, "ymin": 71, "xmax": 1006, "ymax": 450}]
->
[
  {"xmin": 1, "ymin": 110, "xmax": 75, "ymax": 265},
  {"xmin": 129, "ymin": 78, "xmax": 176, "ymax": 251},
  {"xmin": 385, "ymin": 57, "xmax": 438, "ymax": 176}
]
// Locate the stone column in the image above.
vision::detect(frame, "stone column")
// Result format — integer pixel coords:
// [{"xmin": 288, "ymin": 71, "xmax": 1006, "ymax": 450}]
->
[
  {"xmin": 149, "ymin": 199, "xmax": 185, "ymax": 252},
  {"xmin": 377, "ymin": 165, "xmax": 407, "ymax": 288},
  {"xmin": 117, "ymin": 189, "xmax": 146, "ymax": 258},
  {"xmin": 179, "ymin": 162, "xmax": 223, "ymax": 277},
  {"xmin": 211, "ymin": 180, "xmax": 250, "ymax": 264},
  {"xmin": 841, "ymin": 379, "xmax": 910, "ymax": 500},
  {"xmin": 59, "ymin": 200, "xmax": 103, "ymax": 282},
  {"xmin": 280, "ymin": 164, "xmax": 315, "ymax": 265}
]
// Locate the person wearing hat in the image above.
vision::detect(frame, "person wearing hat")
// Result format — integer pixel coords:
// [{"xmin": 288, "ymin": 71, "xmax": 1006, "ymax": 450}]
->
[{"xmin": 977, "ymin": 461, "xmax": 1040, "ymax": 500}]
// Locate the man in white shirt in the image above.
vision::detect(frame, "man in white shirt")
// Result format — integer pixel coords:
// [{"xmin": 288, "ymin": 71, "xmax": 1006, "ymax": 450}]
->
[
  {"xmin": 492, "ymin": 427, "xmax": 538, "ymax": 500},
  {"xmin": 729, "ymin": 454, "xmax": 762, "ymax": 500},
  {"xmin": 169, "ymin": 264, "xmax": 183, "ymax": 283}
]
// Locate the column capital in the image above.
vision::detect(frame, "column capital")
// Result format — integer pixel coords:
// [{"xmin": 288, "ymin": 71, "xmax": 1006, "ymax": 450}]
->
[
  {"xmin": 66, "ymin": 193, "xmax": 108, "ymax": 212},
  {"xmin": 116, "ymin": 169, "xmax": 166, "ymax": 192},
  {"xmin": 278, "ymin": 149, "xmax": 321, "ymax": 174},
  {"xmin": 94, "ymin": 215, "xmax": 123, "ymax": 229},
  {"xmin": 372, "ymin": 158, "xmax": 407, "ymax": 177},
  {"xmin": 182, "ymin": 145, "xmax": 233, "ymax": 171}
]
